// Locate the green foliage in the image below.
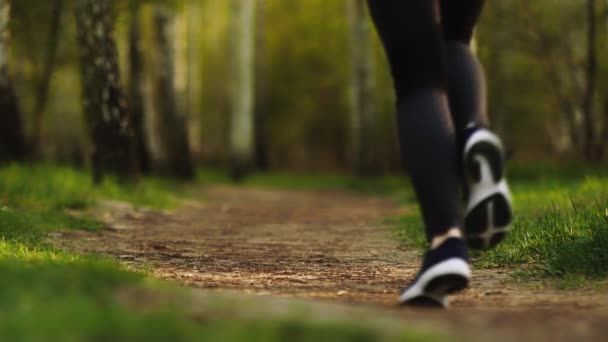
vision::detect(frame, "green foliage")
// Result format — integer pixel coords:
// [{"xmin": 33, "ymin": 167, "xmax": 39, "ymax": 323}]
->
[
  {"xmin": 11, "ymin": 0, "xmax": 608, "ymax": 169},
  {"xmin": 479, "ymin": 0, "xmax": 608, "ymax": 160},
  {"xmin": 195, "ymin": 0, "xmax": 399, "ymax": 170}
]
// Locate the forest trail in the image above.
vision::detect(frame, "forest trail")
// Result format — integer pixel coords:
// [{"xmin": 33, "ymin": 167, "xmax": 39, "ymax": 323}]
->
[{"xmin": 55, "ymin": 186, "xmax": 608, "ymax": 341}]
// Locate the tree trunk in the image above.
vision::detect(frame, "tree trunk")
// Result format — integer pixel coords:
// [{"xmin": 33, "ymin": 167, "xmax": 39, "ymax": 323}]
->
[
  {"xmin": 598, "ymin": 0, "xmax": 608, "ymax": 161},
  {"xmin": 75, "ymin": 0, "xmax": 139, "ymax": 183},
  {"xmin": 153, "ymin": 5, "xmax": 194, "ymax": 179},
  {"xmin": 523, "ymin": 10, "xmax": 581, "ymax": 155},
  {"xmin": 0, "ymin": 0, "xmax": 26, "ymax": 163},
  {"xmin": 184, "ymin": 3, "xmax": 203, "ymax": 163},
  {"xmin": 603, "ymin": 0, "xmax": 608, "ymax": 160},
  {"xmin": 254, "ymin": 0, "xmax": 269, "ymax": 171},
  {"xmin": 128, "ymin": 1, "xmax": 151, "ymax": 174},
  {"xmin": 348, "ymin": 0, "xmax": 378, "ymax": 176},
  {"xmin": 583, "ymin": 0, "xmax": 598, "ymax": 161},
  {"xmin": 229, "ymin": 0, "xmax": 256, "ymax": 181},
  {"xmin": 602, "ymin": 97, "xmax": 608, "ymax": 159},
  {"xmin": 30, "ymin": 0, "xmax": 63, "ymax": 160}
]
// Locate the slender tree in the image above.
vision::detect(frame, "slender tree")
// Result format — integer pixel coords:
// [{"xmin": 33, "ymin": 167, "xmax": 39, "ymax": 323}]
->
[
  {"xmin": 583, "ymin": 0, "xmax": 598, "ymax": 160},
  {"xmin": 348, "ymin": 0, "xmax": 378, "ymax": 176},
  {"xmin": 153, "ymin": 5, "xmax": 194, "ymax": 179},
  {"xmin": 128, "ymin": 0, "xmax": 151, "ymax": 173},
  {"xmin": 184, "ymin": 2, "xmax": 202, "ymax": 162},
  {"xmin": 75, "ymin": 0, "xmax": 139, "ymax": 183},
  {"xmin": 30, "ymin": 0, "xmax": 63, "ymax": 159},
  {"xmin": 229, "ymin": 0, "xmax": 256, "ymax": 181},
  {"xmin": 0, "ymin": 0, "xmax": 26, "ymax": 163},
  {"xmin": 601, "ymin": 0, "xmax": 608, "ymax": 160},
  {"xmin": 603, "ymin": 97, "xmax": 608, "ymax": 160},
  {"xmin": 254, "ymin": 0, "xmax": 269, "ymax": 171}
]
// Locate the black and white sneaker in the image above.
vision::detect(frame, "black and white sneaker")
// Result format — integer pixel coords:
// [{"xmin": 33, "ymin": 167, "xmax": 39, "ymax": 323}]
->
[
  {"xmin": 399, "ymin": 238, "xmax": 471, "ymax": 308},
  {"xmin": 462, "ymin": 127, "xmax": 513, "ymax": 250}
]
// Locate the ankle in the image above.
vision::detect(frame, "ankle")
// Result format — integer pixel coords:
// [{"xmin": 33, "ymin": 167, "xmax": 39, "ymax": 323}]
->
[{"xmin": 431, "ymin": 227, "xmax": 463, "ymax": 250}]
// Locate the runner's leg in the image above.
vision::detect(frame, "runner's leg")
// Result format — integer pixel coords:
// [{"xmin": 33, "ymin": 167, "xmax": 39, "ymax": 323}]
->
[
  {"xmin": 368, "ymin": 0, "xmax": 471, "ymax": 307},
  {"xmin": 367, "ymin": 0, "xmax": 461, "ymax": 241},
  {"xmin": 440, "ymin": 0, "xmax": 513, "ymax": 250},
  {"xmin": 440, "ymin": 0, "xmax": 488, "ymax": 140}
]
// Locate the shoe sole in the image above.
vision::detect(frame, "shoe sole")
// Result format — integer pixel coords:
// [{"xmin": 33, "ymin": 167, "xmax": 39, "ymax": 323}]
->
[
  {"xmin": 399, "ymin": 258, "xmax": 470, "ymax": 308},
  {"xmin": 464, "ymin": 130, "xmax": 513, "ymax": 250}
]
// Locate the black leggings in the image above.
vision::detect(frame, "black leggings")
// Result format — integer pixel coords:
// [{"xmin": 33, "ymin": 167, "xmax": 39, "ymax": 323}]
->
[{"xmin": 367, "ymin": 0, "xmax": 486, "ymax": 240}]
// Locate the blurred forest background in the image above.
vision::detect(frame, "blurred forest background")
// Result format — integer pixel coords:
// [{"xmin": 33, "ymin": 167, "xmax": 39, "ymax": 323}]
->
[{"xmin": 1, "ymin": 0, "xmax": 607, "ymax": 183}]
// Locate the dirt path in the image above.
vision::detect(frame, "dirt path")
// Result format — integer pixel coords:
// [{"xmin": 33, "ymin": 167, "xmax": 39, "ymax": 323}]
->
[{"xmin": 56, "ymin": 186, "xmax": 608, "ymax": 341}]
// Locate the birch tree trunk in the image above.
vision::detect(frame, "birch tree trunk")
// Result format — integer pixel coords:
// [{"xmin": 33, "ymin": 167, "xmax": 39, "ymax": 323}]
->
[
  {"xmin": 0, "ymin": 0, "xmax": 26, "ymax": 163},
  {"xmin": 128, "ymin": 1, "xmax": 151, "ymax": 173},
  {"xmin": 75, "ymin": 0, "xmax": 139, "ymax": 183},
  {"xmin": 348, "ymin": 0, "xmax": 378, "ymax": 176},
  {"xmin": 153, "ymin": 5, "xmax": 194, "ymax": 179},
  {"xmin": 229, "ymin": 0, "xmax": 256, "ymax": 181}
]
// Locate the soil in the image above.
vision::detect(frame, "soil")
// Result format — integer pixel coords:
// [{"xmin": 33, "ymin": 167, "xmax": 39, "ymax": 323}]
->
[{"xmin": 54, "ymin": 185, "xmax": 608, "ymax": 341}]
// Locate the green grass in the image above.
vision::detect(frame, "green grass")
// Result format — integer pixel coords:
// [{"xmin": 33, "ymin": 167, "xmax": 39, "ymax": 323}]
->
[
  {"xmin": 0, "ymin": 209, "xmax": 101, "ymax": 242},
  {"xmin": 478, "ymin": 176, "xmax": 608, "ymax": 281},
  {"xmin": 0, "ymin": 163, "xmax": 178, "ymax": 210},
  {"xmin": 0, "ymin": 164, "xmax": 442, "ymax": 341},
  {"xmin": 0, "ymin": 164, "xmax": 204, "ymax": 340},
  {"xmin": 7, "ymin": 162, "xmax": 607, "ymax": 337},
  {"xmin": 393, "ymin": 163, "xmax": 608, "ymax": 284},
  {"xmin": 0, "ymin": 251, "xmax": 439, "ymax": 341},
  {"xmin": 1, "ymin": 254, "xmax": 438, "ymax": 341}
]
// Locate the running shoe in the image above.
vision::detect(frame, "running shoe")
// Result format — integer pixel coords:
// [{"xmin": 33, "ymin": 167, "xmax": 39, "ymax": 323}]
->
[
  {"xmin": 399, "ymin": 238, "xmax": 470, "ymax": 308},
  {"xmin": 462, "ymin": 126, "xmax": 513, "ymax": 250}
]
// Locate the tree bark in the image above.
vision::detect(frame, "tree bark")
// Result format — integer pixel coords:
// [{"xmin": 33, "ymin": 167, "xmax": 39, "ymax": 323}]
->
[
  {"xmin": 602, "ymin": 97, "xmax": 608, "ymax": 159},
  {"xmin": 582, "ymin": 0, "xmax": 598, "ymax": 161},
  {"xmin": 254, "ymin": 0, "xmax": 269, "ymax": 171},
  {"xmin": 597, "ymin": 0, "xmax": 608, "ymax": 160},
  {"xmin": 153, "ymin": 5, "xmax": 194, "ymax": 179},
  {"xmin": 30, "ymin": 0, "xmax": 63, "ymax": 160},
  {"xmin": 348, "ymin": 0, "xmax": 378, "ymax": 176},
  {"xmin": 229, "ymin": 0, "xmax": 256, "ymax": 181},
  {"xmin": 75, "ymin": 0, "xmax": 139, "ymax": 183},
  {"xmin": 183, "ymin": 3, "xmax": 201, "ymax": 162},
  {"xmin": 0, "ymin": 0, "xmax": 26, "ymax": 163},
  {"xmin": 128, "ymin": 1, "xmax": 151, "ymax": 173}
]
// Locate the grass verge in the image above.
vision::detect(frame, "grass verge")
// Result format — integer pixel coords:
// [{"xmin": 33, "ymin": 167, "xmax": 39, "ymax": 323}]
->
[
  {"xmin": 0, "ymin": 164, "xmax": 442, "ymax": 340},
  {"xmin": 0, "ymin": 164, "xmax": 178, "ymax": 210},
  {"xmin": 395, "ymin": 164, "xmax": 608, "ymax": 285},
  {"xmin": 478, "ymin": 176, "xmax": 608, "ymax": 283}
]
